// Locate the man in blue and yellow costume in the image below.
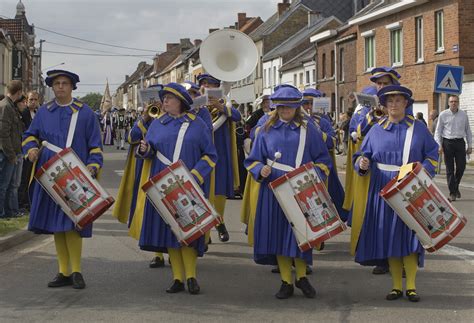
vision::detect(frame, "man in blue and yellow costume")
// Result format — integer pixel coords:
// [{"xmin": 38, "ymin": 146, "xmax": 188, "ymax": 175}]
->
[
  {"xmin": 244, "ymin": 85, "xmax": 332, "ymax": 299},
  {"xmin": 353, "ymin": 85, "xmax": 438, "ymax": 302},
  {"xmin": 345, "ymin": 67, "xmax": 402, "ymax": 275},
  {"xmin": 137, "ymin": 83, "xmax": 217, "ymax": 294},
  {"xmin": 22, "ymin": 70, "xmax": 103, "ymax": 289},
  {"xmin": 198, "ymin": 74, "xmax": 241, "ymax": 242},
  {"xmin": 112, "ymin": 85, "xmax": 167, "ymax": 268}
]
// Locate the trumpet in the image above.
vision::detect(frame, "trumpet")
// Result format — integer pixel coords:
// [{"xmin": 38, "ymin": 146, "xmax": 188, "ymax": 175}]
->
[
  {"xmin": 147, "ymin": 103, "xmax": 162, "ymax": 119},
  {"xmin": 371, "ymin": 106, "xmax": 386, "ymax": 118}
]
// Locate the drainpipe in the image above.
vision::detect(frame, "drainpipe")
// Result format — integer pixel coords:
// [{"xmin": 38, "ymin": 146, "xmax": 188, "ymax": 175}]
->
[{"xmin": 334, "ymin": 42, "xmax": 339, "ymax": 122}]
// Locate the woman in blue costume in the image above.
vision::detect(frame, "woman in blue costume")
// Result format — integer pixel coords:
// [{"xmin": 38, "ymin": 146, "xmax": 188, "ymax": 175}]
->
[
  {"xmin": 198, "ymin": 74, "xmax": 241, "ymax": 242},
  {"xmin": 302, "ymin": 89, "xmax": 347, "ymax": 223},
  {"xmin": 22, "ymin": 70, "xmax": 103, "ymax": 290},
  {"xmin": 137, "ymin": 83, "xmax": 217, "ymax": 295},
  {"xmin": 353, "ymin": 85, "xmax": 438, "ymax": 302},
  {"xmin": 244, "ymin": 85, "xmax": 332, "ymax": 299}
]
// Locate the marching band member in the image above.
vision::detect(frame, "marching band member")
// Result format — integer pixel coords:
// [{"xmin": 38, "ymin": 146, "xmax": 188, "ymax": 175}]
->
[
  {"xmin": 198, "ymin": 74, "xmax": 241, "ymax": 242},
  {"xmin": 102, "ymin": 109, "xmax": 114, "ymax": 146},
  {"xmin": 113, "ymin": 97, "xmax": 166, "ymax": 268},
  {"xmin": 244, "ymin": 85, "xmax": 332, "ymax": 299},
  {"xmin": 347, "ymin": 67, "xmax": 402, "ymax": 276},
  {"xmin": 353, "ymin": 85, "xmax": 438, "ymax": 302},
  {"xmin": 137, "ymin": 83, "xmax": 217, "ymax": 294},
  {"xmin": 22, "ymin": 70, "xmax": 103, "ymax": 289},
  {"xmin": 302, "ymin": 89, "xmax": 347, "ymax": 222},
  {"xmin": 184, "ymin": 81, "xmax": 213, "ymax": 133}
]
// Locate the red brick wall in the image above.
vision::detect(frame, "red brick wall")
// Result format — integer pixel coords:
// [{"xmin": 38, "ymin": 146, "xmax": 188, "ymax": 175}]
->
[
  {"xmin": 355, "ymin": 0, "xmax": 462, "ymax": 125},
  {"xmin": 458, "ymin": 0, "xmax": 474, "ymax": 73}
]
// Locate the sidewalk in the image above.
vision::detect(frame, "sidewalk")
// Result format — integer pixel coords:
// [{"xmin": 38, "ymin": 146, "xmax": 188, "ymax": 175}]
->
[{"xmin": 335, "ymin": 153, "xmax": 474, "ymax": 189}]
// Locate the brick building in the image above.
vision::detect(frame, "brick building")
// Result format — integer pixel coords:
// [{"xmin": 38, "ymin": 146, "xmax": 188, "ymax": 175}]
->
[
  {"xmin": 349, "ymin": 0, "xmax": 474, "ymax": 131},
  {"xmin": 311, "ymin": 24, "xmax": 358, "ymax": 117}
]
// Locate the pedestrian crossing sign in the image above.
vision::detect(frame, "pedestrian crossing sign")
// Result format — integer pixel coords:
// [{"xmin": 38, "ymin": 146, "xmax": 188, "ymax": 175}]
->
[{"xmin": 434, "ymin": 64, "xmax": 464, "ymax": 95}]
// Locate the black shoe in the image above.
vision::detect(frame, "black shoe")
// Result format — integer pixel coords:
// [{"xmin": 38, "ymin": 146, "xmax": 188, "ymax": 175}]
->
[
  {"xmin": 47, "ymin": 273, "xmax": 72, "ymax": 288},
  {"xmin": 149, "ymin": 257, "xmax": 165, "ymax": 268},
  {"xmin": 306, "ymin": 265, "xmax": 313, "ymax": 275},
  {"xmin": 406, "ymin": 289, "xmax": 420, "ymax": 302},
  {"xmin": 187, "ymin": 278, "xmax": 200, "ymax": 295},
  {"xmin": 271, "ymin": 266, "xmax": 280, "ymax": 274},
  {"xmin": 372, "ymin": 265, "xmax": 389, "ymax": 275},
  {"xmin": 295, "ymin": 277, "xmax": 316, "ymax": 298},
  {"xmin": 166, "ymin": 280, "xmax": 185, "ymax": 293},
  {"xmin": 116, "ymin": 147, "xmax": 119, "ymax": 150},
  {"xmin": 456, "ymin": 190, "xmax": 461, "ymax": 199},
  {"xmin": 71, "ymin": 272, "xmax": 86, "ymax": 289},
  {"xmin": 386, "ymin": 289, "xmax": 403, "ymax": 300},
  {"xmin": 275, "ymin": 281, "xmax": 294, "ymax": 299},
  {"xmin": 216, "ymin": 223, "xmax": 229, "ymax": 242},
  {"xmin": 315, "ymin": 242, "xmax": 325, "ymax": 251},
  {"xmin": 121, "ymin": 147, "xmax": 126, "ymax": 150},
  {"xmin": 449, "ymin": 194, "xmax": 456, "ymax": 202}
]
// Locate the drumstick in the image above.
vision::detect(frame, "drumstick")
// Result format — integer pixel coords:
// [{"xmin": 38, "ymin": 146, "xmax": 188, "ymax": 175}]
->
[{"xmin": 269, "ymin": 151, "xmax": 282, "ymax": 168}]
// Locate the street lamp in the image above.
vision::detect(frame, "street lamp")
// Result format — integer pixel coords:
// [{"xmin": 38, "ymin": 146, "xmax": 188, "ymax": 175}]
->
[{"xmin": 42, "ymin": 62, "xmax": 65, "ymax": 72}]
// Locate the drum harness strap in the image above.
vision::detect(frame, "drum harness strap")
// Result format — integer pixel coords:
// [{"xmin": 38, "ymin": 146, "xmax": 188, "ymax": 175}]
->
[
  {"xmin": 266, "ymin": 124, "xmax": 306, "ymax": 172},
  {"xmin": 213, "ymin": 114, "xmax": 227, "ymax": 132},
  {"xmin": 376, "ymin": 122, "xmax": 414, "ymax": 172},
  {"xmin": 155, "ymin": 121, "xmax": 190, "ymax": 165}
]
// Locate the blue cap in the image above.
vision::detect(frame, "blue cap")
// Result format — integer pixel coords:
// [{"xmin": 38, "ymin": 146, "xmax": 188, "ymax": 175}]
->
[
  {"xmin": 361, "ymin": 86, "xmax": 378, "ymax": 96},
  {"xmin": 45, "ymin": 69, "xmax": 80, "ymax": 90},
  {"xmin": 270, "ymin": 85, "xmax": 303, "ymax": 109},
  {"xmin": 148, "ymin": 84, "xmax": 163, "ymax": 90},
  {"xmin": 197, "ymin": 73, "xmax": 221, "ymax": 86},
  {"xmin": 378, "ymin": 85, "xmax": 414, "ymax": 107},
  {"xmin": 370, "ymin": 67, "xmax": 401, "ymax": 85},
  {"xmin": 159, "ymin": 82, "xmax": 193, "ymax": 111},
  {"xmin": 302, "ymin": 88, "xmax": 324, "ymax": 103}
]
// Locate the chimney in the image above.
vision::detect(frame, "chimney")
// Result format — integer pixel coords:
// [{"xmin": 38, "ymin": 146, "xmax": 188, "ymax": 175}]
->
[
  {"xmin": 278, "ymin": 1, "xmax": 290, "ymax": 18},
  {"xmin": 209, "ymin": 28, "xmax": 219, "ymax": 34},
  {"xmin": 125, "ymin": 75, "xmax": 130, "ymax": 82},
  {"xmin": 193, "ymin": 39, "xmax": 202, "ymax": 47},
  {"xmin": 308, "ymin": 11, "xmax": 320, "ymax": 27},
  {"xmin": 238, "ymin": 12, "xmax": 247, "ymax": 29},
  {"xmin": 166, "ymin": 43, "xmax": 179, "ymax": 51}
]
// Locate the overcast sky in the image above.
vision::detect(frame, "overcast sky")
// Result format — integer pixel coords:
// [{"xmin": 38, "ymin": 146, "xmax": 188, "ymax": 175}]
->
[{"xmin": 0, "ymin": 0, "xmax": 280, "ymax": 96}]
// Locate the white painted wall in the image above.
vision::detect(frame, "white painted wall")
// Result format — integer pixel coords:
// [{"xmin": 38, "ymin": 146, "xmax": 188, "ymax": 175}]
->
[{"xmin": 460, "ymin": 80, "xmax": 474, "ymax": 139}]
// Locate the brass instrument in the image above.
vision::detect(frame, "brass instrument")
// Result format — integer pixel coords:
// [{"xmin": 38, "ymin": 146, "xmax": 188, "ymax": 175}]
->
[
  {"xmin": 372, "ymin": 106, "xmax": 386, "ymax": 118},
  {"xmin": 147, "ymin": 102, "xmax": 162, "ymax": 118}
]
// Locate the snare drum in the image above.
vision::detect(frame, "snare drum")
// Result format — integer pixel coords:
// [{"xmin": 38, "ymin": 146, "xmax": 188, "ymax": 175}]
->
[
  {"xmin": 269, "ymin": 162, "xmax": 346, "ymax": 252},
  {"xmin": 380, "ymin": 162, "xmax": 467, "ymax": 252},
  {"xmin": 35, "ymin": 148, "xmax": 115, "ymax": 230},
  {"xmin": 142, "ymin": 160, "xmax": 221, "ymax": 246}
]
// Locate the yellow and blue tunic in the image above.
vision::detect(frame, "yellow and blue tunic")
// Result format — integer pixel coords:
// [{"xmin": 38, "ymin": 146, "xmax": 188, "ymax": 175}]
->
[
  {"xmin": 22, "ymin": 99, "xmax": 103, "ymax": 237},
  {"xmin": 138, "ymin": 113, "xmax": 217, "ymax": 255}
]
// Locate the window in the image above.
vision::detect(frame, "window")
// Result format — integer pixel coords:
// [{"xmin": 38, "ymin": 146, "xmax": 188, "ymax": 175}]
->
[
  {"xmin": 339, "ymin": 96, "xmax": 345, "ymax": 112},
  {"xmin": 435, "ymin": 10, "xmax": 444, "ymax": 51},
  {"xmin": 390, "ymin": 29, "xmax": 403, "ymax": 66},
  {"xmin": 299, "ymin": 72, "xmax": 303, "ymax": 85},
  {"xmin": 268, "ymin": 68, "xmax": 271, "ymax": 87},
  {"xmin": 331, "ymin": 93, "xmax": 335, "ymax": 112},
  {"xmin": 312, "ymin": 69, "xmax": 316, "ymax": 83},
  {"xmin": 415, "ymin": 16, "xmax": 424, "ymax": 62},
  {"xmin": 339, "ymin": 48, "xmax": 345, "ymax": 81},
  {"xmin": 306, "ymin": 71, "xmax": 310, "ymax": 84},
  {"xmin": 273, "ymin": 66, "xmax": 277, "ymax": 86},
  {"xmin": 293, "ymin": 73, "xmax": 297, "ymax": 86},
  {"xmin": 330, "ymin": 50, "xmax": 335, "ymax": 77},
  {"xmin": 322, "ymin": 53, "xmax": 326, "ymax": 78},
  {"xmin": 365, "ymin": 36, "xmax": 375, "ymax": 70}
]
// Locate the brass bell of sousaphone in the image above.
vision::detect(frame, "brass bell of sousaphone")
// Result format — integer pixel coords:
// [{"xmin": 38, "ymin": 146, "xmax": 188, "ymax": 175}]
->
[{"xmin": 199, "ymin": 29, "xmax": 259, "ymax": 90}]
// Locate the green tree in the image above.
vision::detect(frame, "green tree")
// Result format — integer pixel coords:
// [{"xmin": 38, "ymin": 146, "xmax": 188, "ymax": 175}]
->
[{"xmin": 79, "ymin": 92, "xmax": 103, "ymax": 110}]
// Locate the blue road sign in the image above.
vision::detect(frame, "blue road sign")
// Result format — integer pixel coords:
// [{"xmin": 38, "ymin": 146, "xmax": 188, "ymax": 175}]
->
[{"xmin": 434, "ymin": 64, "xmax": 464, "ymax": 95}]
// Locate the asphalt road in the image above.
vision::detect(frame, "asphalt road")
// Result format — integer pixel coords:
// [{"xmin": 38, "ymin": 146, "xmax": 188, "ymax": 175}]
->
[{"xmin": 0, "ymin": 146, "xmax": 472, "ymax": 322}]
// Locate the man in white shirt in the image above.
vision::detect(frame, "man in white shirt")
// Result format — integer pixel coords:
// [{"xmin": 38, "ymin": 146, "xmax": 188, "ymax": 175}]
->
[{"xmin": 435, "ymin": 95, "xmax": 473, "ymax": 201}]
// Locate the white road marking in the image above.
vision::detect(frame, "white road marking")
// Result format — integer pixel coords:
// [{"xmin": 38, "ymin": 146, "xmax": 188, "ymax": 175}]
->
[
  {"xmin": 439, "ymin": 244, "xmax": 474, "ymax": 265},
  {"xmin": 114, "ymin": 170, "xmax": 124, "ymax": 177}
]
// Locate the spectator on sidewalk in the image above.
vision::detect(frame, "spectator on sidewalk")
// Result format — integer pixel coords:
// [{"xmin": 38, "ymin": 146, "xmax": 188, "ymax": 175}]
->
[
  {"xmin": 18, "ymin": 91, "xmax": 40, "ymax": 210},
  {"xmin": 416, "ymin": 112, "xmax": 427, "ymax": 127},
  {"xmin": 430, "ymin": 110, "xmax": 439, "ymax": 135},
  {"xmin": 0, "ymin": 80, "xmax": 24, "ymax": 219},
  {"xmin": 434, "ymin": 95, "xmax": 473, "ymax": 201},
  {"xmin": 6, "ymin": 94, "xmax": 27, "ymax": 217}
]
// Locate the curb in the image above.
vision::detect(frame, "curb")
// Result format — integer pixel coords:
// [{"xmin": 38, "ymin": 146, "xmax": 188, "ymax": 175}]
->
[{"xmin": 0, "ymin": 226, "xmax": 35, "ymax": 253}]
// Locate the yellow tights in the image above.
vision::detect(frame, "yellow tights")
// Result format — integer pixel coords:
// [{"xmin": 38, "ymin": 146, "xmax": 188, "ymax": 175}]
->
[
  {"xmin": 54, "ymin": 231, "xmax": 83, "ymax": 276},
  {"xmin": 214, "ymin": 195, "xmax": 227, "ymax": 223},
  {"xmin": 388, "ymin": 253, "xmax": 418, "ymax": 291},
  {"xmin": 168, "ymin": 246, "xmax": 197, "ymax": 282},
  {"xmin": 276, "ymin": 255, "xmax": 307, "ymax": 284}
]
